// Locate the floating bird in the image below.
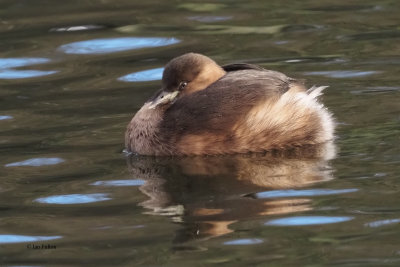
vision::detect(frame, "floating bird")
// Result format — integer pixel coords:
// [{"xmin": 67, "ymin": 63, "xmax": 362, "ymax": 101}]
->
[{"xmin": 125, "ymin": 53, "xmax": 334, "ymax": 156}]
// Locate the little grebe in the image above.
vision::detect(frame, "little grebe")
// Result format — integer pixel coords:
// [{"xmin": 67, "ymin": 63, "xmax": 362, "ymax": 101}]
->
[{"xmin": 125, "ymin": 53, "xmax": 334, "ymax": 156}]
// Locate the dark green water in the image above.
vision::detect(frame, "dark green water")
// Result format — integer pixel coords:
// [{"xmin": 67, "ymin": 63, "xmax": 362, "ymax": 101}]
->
[{"xmin": 1, "ymin": 0, "xmax": 399, "ymax": 266}]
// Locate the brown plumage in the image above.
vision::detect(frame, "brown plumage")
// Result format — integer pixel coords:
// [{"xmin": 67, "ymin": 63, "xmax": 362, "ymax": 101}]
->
[{"xmin": 125, "ymin": 53, "xmax": 334, "ymax": 156}]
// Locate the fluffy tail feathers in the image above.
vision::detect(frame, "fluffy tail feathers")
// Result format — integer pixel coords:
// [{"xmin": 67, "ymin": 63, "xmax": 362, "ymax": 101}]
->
[{"xmin": 307, "ymin": 86, "xmax": 329, "ymax": 99}]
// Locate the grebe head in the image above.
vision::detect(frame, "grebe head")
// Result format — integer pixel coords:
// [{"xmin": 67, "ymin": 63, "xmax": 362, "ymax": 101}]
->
[{"xmin": 148, "ymin": 53, "xmax": 226, "ymax": 109}]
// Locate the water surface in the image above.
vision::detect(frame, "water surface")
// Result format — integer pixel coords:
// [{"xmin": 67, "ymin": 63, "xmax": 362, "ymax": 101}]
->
[{"xmin": 1, "ymin": 0, "xmax": 399, "ymax": 266}]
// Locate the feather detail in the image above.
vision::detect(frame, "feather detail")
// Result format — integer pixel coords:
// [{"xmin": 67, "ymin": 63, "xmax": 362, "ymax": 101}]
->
[{"xmin": 307, "ymin": 85, "xmax": 329, "ymax": 99}]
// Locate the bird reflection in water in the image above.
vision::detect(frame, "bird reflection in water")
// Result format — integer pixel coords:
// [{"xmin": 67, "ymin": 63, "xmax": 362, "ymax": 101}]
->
[{"xmin": 127, "ymin": 142, "xmax": 336, "ymax": 243}]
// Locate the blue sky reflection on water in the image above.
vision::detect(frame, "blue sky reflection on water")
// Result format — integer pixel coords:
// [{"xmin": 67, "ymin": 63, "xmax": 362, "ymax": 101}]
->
[
  {"xmin": 5, "ymin": 157, "xmax": 65, "ymax": 167},
  {"xmin": 223, "ymin": 238, "xmax": 264, "ymax": 245},
  {"xmin": 0, "ymin": 234, "xmax": 62, "ymax": 244},
  {"xmin": 59, "ymin": 37, "xmax": 180, "ymax": 54},
  {"xmin": 265, "ymin": 216, "xmax": 354, "ymax": 226},
  {"xmin": 91, "ymin": 179, "xmax": 145, "ymax": 187},
  {"xmin": 0, "ymin": 69, "xmax": 58, "ymax": 79},
  {"xmin": 35, "ymin": 193, "xmax": 111, "ymax": 204},
  {"xmin": 118, "ymin": 67, "xmax": 164, "ymax": 82},
  {"xmin": 0, "ymin": 58, "xmax": 51, "ymax": 69},
  {"xmin": 0, "ymin": 57, "xmax": 57, "ymax": 79},
  {"xmin": 0, "ymin": 115, "xmax": 13, "ymax": 120},
  {"xmin": 365, "ymin": 218, "xmax": 400, "ymax": 228},
  {"xmin": 304, "ymin": 70, "xmax": 381, "ymax": 78},
  {"xmin": 254, "ymin": 188, "xmax": 358, "ymax": 199}
]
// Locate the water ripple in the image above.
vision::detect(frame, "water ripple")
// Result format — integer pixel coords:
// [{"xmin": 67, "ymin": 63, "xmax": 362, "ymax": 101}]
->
[
  {"xmin": 0, "ymin": 115, "xmax": 13, "ymax": 120},
  {"xmin": 50, "ymin": 24, "xmax": 105, "ymax": 32},
  {"xmin": 188, "ymin": 16, "xmax": 232, "ymax": 22},
  {"xmin": 118, "ymin": 67, "xmax": 164, "ymax": 82},
  {"xmin": 223, "ymin": 238, "xmax": 264, "ymax": 245},
  {"xmin": 0, "ymin": 69, "xmax": 58, "ymax": 79},
  {"xmin": 254, "ymin": 188, "xmax": 358, "ymax": 199},
  {"xmin": 351, "ymin": 86, "xmax": 400, "ymax": 95},
  {"xmin": 0, "ymin": 58, "xmax": 51, "ymax": 69},
  {"xmin": 91, "ymin": 179, "xmax": 145, "ymax": 187},
  {"xmin": 339, "ymin": 30, "xmax": 400, "ymax": 41},
  {"xmin": 304, "ymin": 70, "xmax": 381, "ymax": 78},
  {"xmin": 35, "ymin": 193, "xmax": 111, "ymax": 204},
  {"xmin": 0, "ymin": 234, "xmax": 62, "ymax": 244},
  {"xmin": 265, "ymin": 216, "xmax": 353, "ymax": 226},
  {"xmin": 365, "ymin": 218, "xmax": 400, "ymax": 228},
  {"xmin": 5, "ymin": 157, "xmax": 65, "ymax": 167},
  {"xmin": 0, "ymin": 57, "xmax": 57, "ymax": 79},
  {"xmin": 59, "ymin": 37, "xmax": 180, "ymax": 54}
]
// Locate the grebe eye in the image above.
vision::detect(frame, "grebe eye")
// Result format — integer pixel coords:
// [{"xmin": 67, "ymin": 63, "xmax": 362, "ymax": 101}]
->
[{"xmin": 179, "ymin": 82, "xmax": 188, "ymax": 91}]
